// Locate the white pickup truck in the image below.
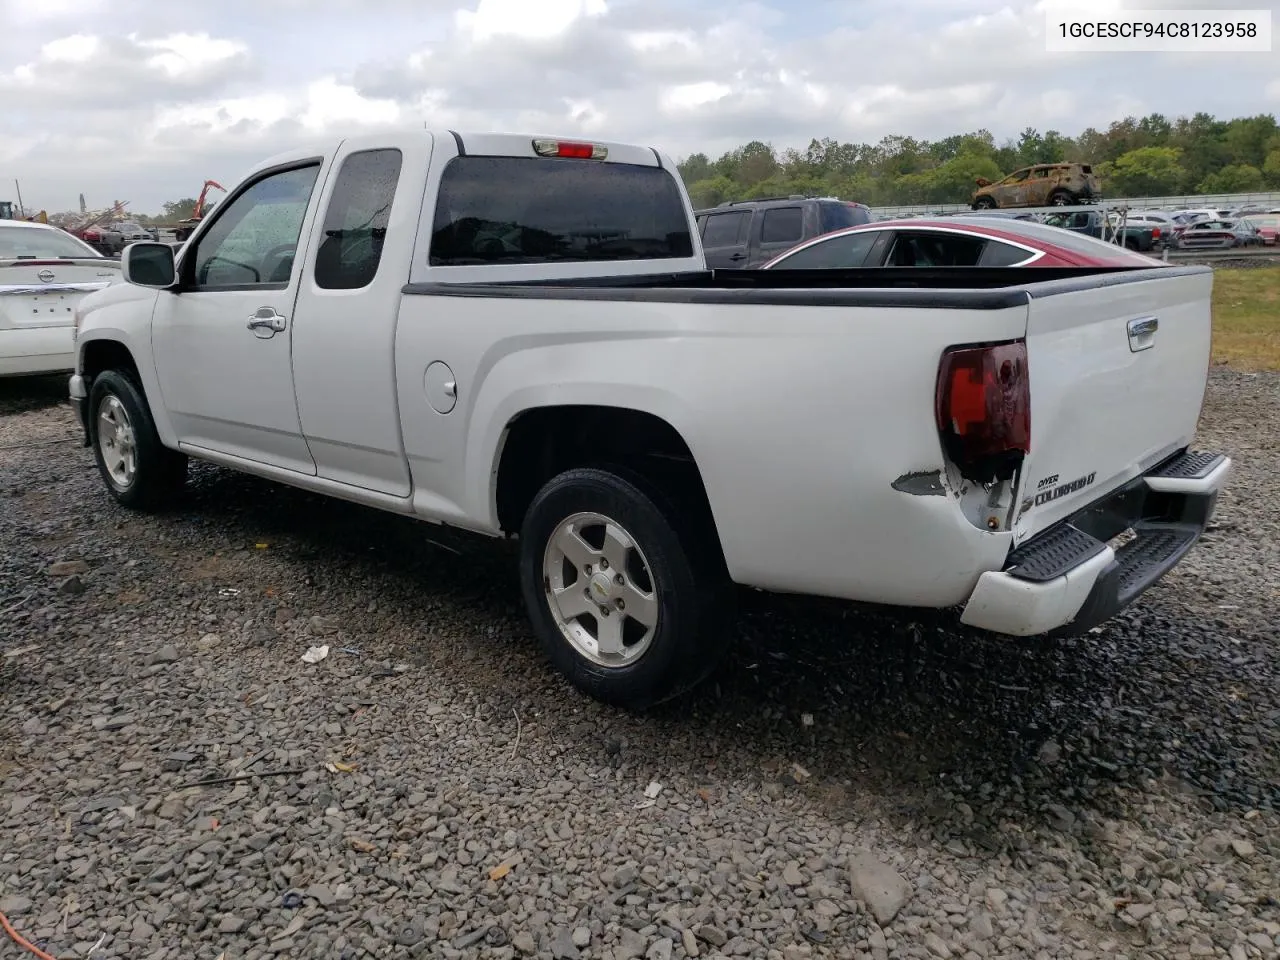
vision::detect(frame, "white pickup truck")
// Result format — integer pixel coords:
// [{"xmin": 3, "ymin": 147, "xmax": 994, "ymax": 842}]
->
[{"xmin": 69, "ymin": 129, "xmax": 1232, "ymax": 709}]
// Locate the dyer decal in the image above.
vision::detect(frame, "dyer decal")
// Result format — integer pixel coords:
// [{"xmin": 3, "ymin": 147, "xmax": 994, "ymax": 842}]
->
[{"xmin": 1033, "ymin": 471, "xmax": 1096, "ymax": 507}]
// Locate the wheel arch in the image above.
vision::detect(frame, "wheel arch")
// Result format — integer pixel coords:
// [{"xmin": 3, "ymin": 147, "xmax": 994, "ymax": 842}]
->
[
  {"xmin": 77, "ymin": 332, "xmax": 179, "ymax": 447},
  {"xmin": 492, "ymin": 402, "xmax": 727, "ymax": 571}
]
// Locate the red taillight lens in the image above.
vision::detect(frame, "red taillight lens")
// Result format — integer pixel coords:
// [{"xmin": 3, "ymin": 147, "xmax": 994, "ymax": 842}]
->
[
  {"xmin": 1151, "ymin": 227, "xmax": 1161, "ymax": 239},
  {"xmin": 935, "ymin": 340, "xmax": 1030, "ymax": 484},
  {"xmin": 531, "ymin": 138, "xmax": 608, "ymax": 160}
]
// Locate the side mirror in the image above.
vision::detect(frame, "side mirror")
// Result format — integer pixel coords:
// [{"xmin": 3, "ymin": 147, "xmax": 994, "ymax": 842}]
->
[{"xmin": 122, "ymin": 241, "xmax": 177, "ymax": 289}]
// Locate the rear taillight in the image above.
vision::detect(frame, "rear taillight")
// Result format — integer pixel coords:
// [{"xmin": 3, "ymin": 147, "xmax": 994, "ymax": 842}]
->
[
  {"xmin": 935, "ymin": 340, "xmax": 1030, "ymax": 485},
  {"xmin": 1151, "ymin": 227, "xmax": 1161, "ymax": 239}
]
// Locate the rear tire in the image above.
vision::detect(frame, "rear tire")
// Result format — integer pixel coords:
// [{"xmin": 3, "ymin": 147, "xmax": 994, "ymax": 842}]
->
[
  {"xmin": 88, "ymin": 369, "xmax": 187, "ymax": 511},
  {"xmin": 971, "ymin": 197, "xmax": 997, "ymax": 210},
  {"xmin": 1048, "ymin": 189, "xmax": 1075, "ymax": 206},
  {"xmin": 518, "ymin": 465, "xmax": 732, "ymax": 711}
]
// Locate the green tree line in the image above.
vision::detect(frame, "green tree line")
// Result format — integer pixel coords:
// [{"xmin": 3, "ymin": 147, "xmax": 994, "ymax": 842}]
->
[{"xmin": 677, "ymin": 112, "xmax": 1280, "ymax": 209}]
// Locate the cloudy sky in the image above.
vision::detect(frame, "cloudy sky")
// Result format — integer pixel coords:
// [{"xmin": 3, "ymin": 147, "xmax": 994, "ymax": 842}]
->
[{"xmin": 2, "ymin": 0, "xmax": 1277, "ymax": 215}]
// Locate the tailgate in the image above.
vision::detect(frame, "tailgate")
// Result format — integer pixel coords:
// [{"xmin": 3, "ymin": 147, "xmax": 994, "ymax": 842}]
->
[{"xmin": 1012, "ymin": 268, "xmax": 1213, "ymax": 544}]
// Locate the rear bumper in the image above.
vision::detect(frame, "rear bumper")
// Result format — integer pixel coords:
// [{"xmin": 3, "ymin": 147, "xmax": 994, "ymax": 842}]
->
[
  {"xmin": 0, "ymin": 326, "xmax": 74, "ymax": 377},
  {"xmin": 960, "ymin": 450, "xmax": 1231, "ymax": 637}
]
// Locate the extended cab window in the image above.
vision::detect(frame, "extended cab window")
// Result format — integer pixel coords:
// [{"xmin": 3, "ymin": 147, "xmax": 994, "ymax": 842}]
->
[
  {"xmin": 429, "ymin": 157, "xmax": 693, "ymax": 265},
  {"xmin": 191, "ymin": 163, "xmax": 320, "ymax": 288},
  {"xmin": 760, "ymin": 207, "xmax": 803, "ymax": 244},
  {"xmin": 314, "ymin": 149, "xmax": 402, "ymax": 290}
]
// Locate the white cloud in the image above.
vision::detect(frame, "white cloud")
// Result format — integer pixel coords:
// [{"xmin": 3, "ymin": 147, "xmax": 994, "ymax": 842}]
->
[
  {"xmin": 2, "ymin": 0, "xmax": 1278, "ymax": 214},
  {"xmin": 0, "ymin": 30, "xmax": 251, "ymax": 108},
  {"xmin": 40, "ymin": 35, "xmax": 100, "ymax": 63},
  {"xmin": 458, "ymin": 0, "xmax": 608, "ymax": 42},
  {"xmin": 662, "ymin": 81, "xmax": 732, "ymax": 111},
  {"xmin": 140, "ymin": 33, "xmax": 249, "ymax": 78}
]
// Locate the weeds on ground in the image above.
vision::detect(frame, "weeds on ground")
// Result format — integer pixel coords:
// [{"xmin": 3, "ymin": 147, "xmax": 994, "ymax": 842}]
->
[{"xmin": 1212, "ymin": 266, "xmax": 1280, "ymax": 371}]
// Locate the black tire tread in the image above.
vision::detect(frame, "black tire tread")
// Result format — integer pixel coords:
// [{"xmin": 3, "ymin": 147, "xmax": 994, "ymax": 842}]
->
[
  {"xmin": 518, "ymin": 463, "xmax": 733, "ymax": 711},
  {"xmin": 88, "ymin": 369, "xmax": 186, "ymax": 511}
]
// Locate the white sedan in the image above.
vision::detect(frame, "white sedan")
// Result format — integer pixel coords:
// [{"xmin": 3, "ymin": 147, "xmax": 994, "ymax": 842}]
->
[{"xmin": 1, "ymin": 220, "xmax": 121, "ymax": 377}]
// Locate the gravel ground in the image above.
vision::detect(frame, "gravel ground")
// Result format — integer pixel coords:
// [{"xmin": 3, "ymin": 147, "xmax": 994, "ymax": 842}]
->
[{"xmin": 1, "ymin": 369, "xmax": 1277, "ymax": 960}]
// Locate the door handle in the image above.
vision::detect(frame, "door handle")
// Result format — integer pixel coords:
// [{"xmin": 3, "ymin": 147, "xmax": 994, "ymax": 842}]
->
[
  {"xmin": 247, "ymin": 308, "xmax": 287, "ymax": 334},
  {"xmin": 1127, "ymin": 316, "xmax": 1158, "ymax": 352},
  {"xmin": 728, "ymin": 253, "xmax": 747, "ymax": 261}
]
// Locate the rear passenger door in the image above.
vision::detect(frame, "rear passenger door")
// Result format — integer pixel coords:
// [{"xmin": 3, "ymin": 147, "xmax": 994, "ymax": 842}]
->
[
  {"xmin": 290, "ymin": 134, "xmax": 431, "ymax": 498},
  {"xmin": 750, "ymin": 205, "xmax": 805, "ymax": 266},
  {"xmin": 699, "ymin": 210, "xmax": 751, "ymax": 268}
]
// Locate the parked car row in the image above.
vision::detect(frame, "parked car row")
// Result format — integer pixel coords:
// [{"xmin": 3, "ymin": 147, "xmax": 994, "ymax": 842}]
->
[{"xmin": 1129, "ymin": 207, "xmax": 1278, "ymax": 249}]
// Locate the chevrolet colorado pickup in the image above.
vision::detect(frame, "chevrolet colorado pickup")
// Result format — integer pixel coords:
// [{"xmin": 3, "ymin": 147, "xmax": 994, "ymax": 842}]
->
[{"xmin": 69, "ymin": 129, "xmax": 1232, "ymax": 710}]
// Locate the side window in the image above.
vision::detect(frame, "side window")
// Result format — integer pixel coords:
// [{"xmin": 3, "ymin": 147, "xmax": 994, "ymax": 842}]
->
[
  {"xmin": 977, "ymin": 240, "xmax": 1034, "ymax": 266},
  {"xmin": 192, "ymin": 164, "xmax": 320, "ymax": 289},
  {"xmin": 886, "ymin": 232, "xmax": 986, "ymax": 267},
  {"xmin": 702, "ymin": 212, "xmax": 748, "ymax": 248},
  {"xmin": 773, "ymin": 231, "xmax": 879, "ymax": 269},
  {"xmin": 314, "ymin": 149, "xmax": 403, "ymax": 290},
  {"xmin": 760, "ymin": 207, "xmax": 804, "ymax": 244}
]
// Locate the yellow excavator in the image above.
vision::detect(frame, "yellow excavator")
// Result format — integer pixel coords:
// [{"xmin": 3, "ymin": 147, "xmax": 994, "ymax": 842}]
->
[{"xmin": 0, "ymin": 201, "xmax": 47, "ymax": 223}]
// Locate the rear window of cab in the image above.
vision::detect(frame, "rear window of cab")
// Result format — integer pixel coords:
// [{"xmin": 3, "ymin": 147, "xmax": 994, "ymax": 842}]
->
[{"xmin": 429, "ymin": 156, "xmax": 694, "ymax": 265}]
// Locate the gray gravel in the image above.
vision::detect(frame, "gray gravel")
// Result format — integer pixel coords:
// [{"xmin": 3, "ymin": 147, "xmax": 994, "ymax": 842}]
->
[{"xmin": 1, "ymin": 369, "xmax": 1277, "ymax": 960}]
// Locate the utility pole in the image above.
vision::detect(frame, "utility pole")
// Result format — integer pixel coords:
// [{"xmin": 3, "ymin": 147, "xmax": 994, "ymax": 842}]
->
[{"xmin": 14, "ymin": 180, "xmax": 26, "ymax": 218}]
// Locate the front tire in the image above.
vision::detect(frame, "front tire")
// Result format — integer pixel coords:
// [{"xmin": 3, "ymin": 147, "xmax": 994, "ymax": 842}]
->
[
  {"xmin": 519, "ymin": 466, "xmax": 732, "ymax": 711},
  {"xmin": 89, "ymin": 369, "xmax": 187, "ymax": 510}
]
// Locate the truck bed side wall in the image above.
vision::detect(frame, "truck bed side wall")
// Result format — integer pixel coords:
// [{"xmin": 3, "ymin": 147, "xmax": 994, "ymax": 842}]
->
[{"xmin": 393, "ymin": 292, "xmax": 1029, "ymax": 607}]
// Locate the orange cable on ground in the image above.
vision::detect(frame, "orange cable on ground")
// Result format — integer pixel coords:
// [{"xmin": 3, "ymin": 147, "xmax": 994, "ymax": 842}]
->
[{"xmin": 0, "ymin": 911, "xmax": 58, "ymax": 960}]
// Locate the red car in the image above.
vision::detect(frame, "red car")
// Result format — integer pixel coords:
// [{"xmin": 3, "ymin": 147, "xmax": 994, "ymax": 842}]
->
[
  {"xmin": 1247, "ymin": 213, "xmax": 1279, "ymax": 245},
  {"xmin": 761, "ymin": 216, "xmax": 1165, "ymax": 270}
]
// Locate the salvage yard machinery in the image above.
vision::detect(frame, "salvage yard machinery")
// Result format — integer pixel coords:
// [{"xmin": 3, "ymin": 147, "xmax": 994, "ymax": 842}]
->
[{"xmin": 171, "ymin": 179, "xmax": 225, "ymax": 241}]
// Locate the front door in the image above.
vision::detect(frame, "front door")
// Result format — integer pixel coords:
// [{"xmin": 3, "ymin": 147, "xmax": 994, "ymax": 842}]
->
[{"xmin": 151, "ymin": 161, "xmax": 326, "ymax": 475}]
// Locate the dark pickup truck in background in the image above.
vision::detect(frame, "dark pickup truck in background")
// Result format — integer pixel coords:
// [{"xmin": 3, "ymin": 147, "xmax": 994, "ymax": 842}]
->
[
  {"xmin": 693, "ymin": 196, "xmax": 872, "ymax": 268},
  {"xmin": 1041, "ymin": 210, "xmax": 1163, "ymax": 252}
]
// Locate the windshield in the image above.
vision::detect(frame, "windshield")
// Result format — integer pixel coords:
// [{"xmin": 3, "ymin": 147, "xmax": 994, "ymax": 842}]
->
[{"xmin": 0, "ymin": 225, "xmax": 103, "ymax": 259}]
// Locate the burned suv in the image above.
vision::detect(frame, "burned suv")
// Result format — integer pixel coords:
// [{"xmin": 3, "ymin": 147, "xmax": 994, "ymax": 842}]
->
[{"xmin": 970, "ymin": 163, "xmax": 1101, "ymax": 210}]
